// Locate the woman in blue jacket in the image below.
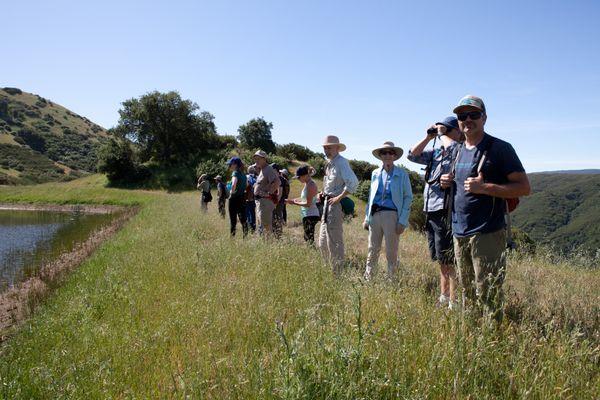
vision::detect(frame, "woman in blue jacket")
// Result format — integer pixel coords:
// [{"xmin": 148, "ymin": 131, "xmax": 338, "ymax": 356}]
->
[{"xmin": 363, "ymin": 141, "xmax": 413, "ymax": 280}]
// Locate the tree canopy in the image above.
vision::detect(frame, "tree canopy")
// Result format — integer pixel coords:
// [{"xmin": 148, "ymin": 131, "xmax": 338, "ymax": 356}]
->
[
  {"xmin": 237, "ymin": 117, "xmax": 276, "ymax": 153},
  {"xmin": 113, "ymin": 91, "xmax": 219, "ymax": 165}
]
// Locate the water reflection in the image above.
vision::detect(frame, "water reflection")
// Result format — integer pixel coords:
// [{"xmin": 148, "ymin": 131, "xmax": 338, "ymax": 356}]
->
[{"xmin": 0, "ymin": 210, "xmax": 116, "ymax": 292}]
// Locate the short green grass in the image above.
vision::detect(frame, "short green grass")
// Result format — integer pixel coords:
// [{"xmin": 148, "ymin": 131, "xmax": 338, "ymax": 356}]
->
[{"xmin": 0, "ymin": 176, "xmax": 598, "ymax": 399}]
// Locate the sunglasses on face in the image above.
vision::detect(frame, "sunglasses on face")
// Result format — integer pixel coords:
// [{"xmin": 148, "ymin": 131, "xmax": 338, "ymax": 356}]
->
[
  {"xmin": 457, "ymin": 111, "xmax": 483, "ymax": 121},
  {"xmin": 380, "ymin": 151, "xmax": 395, "ymax": 156}
]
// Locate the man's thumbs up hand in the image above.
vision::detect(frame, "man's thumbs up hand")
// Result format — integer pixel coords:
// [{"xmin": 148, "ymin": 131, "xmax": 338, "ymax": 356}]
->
[{"xmin": 465, "ymin": 171, "xmax": 486, "ymax": 194}]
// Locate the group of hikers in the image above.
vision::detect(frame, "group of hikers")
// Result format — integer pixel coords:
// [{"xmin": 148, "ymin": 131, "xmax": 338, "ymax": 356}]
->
[{"xmin": 197, "ymin": 95, "xmax": 531, "ymax": 321}]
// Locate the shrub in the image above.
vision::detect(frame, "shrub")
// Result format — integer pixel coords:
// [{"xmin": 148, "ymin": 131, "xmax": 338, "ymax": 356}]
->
[
  {"xmin": 355, "ymin": 180, "xmax": 371, "ymax": 202},
  {"xmin": 409, "ymin": 195, "xmax": 426, "ymax": 232},
  {"xmin": 97, "ymin": 138, "xmax": 138, "ymax": 183},
  {"xmin": 307, "ymin": 156, "xmax": 327, "ymax": 178},
  {"xmin": 349, "ymin": 159, "xmax": 378, "ymax": 181},
  {"xmin": 268, "ymin": 154, "xmax": 289, "ymax": 169},
  {"xmin": 276, "ymin": 143, "xmax": 320, "ymax": 161},
  {"xmin": 196, "ymin": 159, "xmax": 229, "ymax": 182},
  {"xmin": 2, "ymin": 87, "xmax": 22, "ymax": 95}
]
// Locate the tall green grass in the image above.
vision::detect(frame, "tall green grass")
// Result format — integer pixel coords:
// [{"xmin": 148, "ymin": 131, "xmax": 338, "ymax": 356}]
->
[{"xmin": 0, "ymin": 176, "xmax": 598, "ymax": 399}]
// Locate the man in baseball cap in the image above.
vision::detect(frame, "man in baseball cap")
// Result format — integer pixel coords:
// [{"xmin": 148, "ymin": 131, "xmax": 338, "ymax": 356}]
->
[
  {"xmin": 253, "ymin": 150, "xmax": 280, "ymax": 238},
  {"xmin": 440, "ymin": 95, "xmax": 530, "ymax": 321}
]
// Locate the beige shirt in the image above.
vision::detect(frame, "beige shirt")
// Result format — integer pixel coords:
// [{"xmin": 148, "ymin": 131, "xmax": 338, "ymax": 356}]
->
[
  {"xmin": 323, "ymin": 154, "xmax": 359, "ymax": 197},
  {"xmin": 254, "ymin": 164, "xmax": 280, "ymax": 197}
]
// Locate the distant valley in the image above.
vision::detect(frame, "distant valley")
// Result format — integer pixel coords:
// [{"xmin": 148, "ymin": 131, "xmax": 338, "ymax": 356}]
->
[{"xmin": 512, "ymin": 171, "xmax": 600, "ymax": 255}]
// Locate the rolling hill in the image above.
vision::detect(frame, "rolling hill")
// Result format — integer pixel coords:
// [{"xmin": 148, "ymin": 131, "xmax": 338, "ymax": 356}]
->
[
  {"xmin": 512, "ymin": 172, "xmax": 600, "ymax": 254},
  {"xmin": 0, "ymin": 87, "xmax": 109, "ymax": 185}
]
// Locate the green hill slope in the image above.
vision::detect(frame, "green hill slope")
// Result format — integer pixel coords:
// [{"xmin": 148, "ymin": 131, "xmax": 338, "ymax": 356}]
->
[
  {"xmin": 0, "ymin": 87, "xmax": 109, "ymax": 184},
  {"xmin": 512, "ymin": 172, "xmax": 600, "ymax": 254}
]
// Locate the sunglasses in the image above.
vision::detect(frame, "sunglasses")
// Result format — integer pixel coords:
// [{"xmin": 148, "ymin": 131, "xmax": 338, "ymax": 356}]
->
[
  {"xmin": 457, "ymin": 111, "xmax": 483, "ymax": 121},
  {"xmin": 380, "ymin": 150, "xmax": 396, "ymax": 156}
]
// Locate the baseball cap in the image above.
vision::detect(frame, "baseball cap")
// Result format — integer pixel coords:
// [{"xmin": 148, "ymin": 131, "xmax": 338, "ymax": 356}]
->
[
  {"xmin": 436, "ymin": 116, "xmax": 459, "ymax": 131},
  {"xmin": 226, "ymin": 156, "xmax": 242, "ymax": 166},
  {"xmin": 453, "ymin": 95, "xmax": 486, "ymax": 114}
]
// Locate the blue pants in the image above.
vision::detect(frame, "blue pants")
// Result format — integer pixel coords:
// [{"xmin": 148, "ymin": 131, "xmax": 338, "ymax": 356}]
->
[{"xmin": 245, "ymin": 200, "xmax": 256, "ymax": 232}]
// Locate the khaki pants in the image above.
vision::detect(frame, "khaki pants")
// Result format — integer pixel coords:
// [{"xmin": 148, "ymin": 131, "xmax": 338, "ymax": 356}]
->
[
  {"xmin": 256, "ymin": 198, "xmax": 275, "ymax": 231},
  {"xmin": 318, "ymin": 202, "xmax": 344, "ymax": 275},
  {"xmin": 365, "ymin": 210, "xmax": 399, "ymax": 279},
  {"xmin": 454, "ymin": 229, "xmax": 507, "ymax": 320}
]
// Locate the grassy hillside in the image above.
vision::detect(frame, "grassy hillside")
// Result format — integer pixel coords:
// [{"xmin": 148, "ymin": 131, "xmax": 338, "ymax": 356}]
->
[
  {"xmin": 512, "ymin": 172, "xmax": 600, "ymax": 254},
  {"xmin": 0, "ymin": 176, "xmax": 598, "ymax": 398},
  {"xmin": 0, "ymin": 87, "xmax": 109, "ymax": 184}
]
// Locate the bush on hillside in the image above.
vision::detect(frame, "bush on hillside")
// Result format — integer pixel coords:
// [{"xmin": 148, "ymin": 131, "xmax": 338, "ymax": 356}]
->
[
  {"xmin": 276, "ymin": 143, "xmax": 320, "ymax": 161},
  {"xmin": 196, "ymin": 159, "xmax": 229, "ymax": 182},
  {"xmin": 307, "ymin": 156, "xmax": 327, "ymax": 178},
  {"xmin": 2, "ymin": 87, "xmax": 22, "ymax": 95},
  {"xmin": 355, "ymin": 180, "xmax": 370, "ymax": 202},
  {"xmin": 409, "ymin": 195, "xmax": 426, "ymax": 232},
  {"xmin": 113, "ymin": 91, "xmax": 219, "ymax": 165},
  {"xmin": 349, "ymin": 159, "xmax": 378, "ymax": 181},
  {"xmin": 97, "ymin": 138, "xmax": 141, "ymax": 183},
  {"xmin": 237, "ymin": 117, "xmax": 276, "ymax": 154}
]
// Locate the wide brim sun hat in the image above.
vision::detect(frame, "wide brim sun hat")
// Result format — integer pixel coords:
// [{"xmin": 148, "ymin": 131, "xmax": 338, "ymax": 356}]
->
[
  {"xmin": 322, "ymin": 135, "xmax": 347, "ymax": 152},
  {"xmin": 372, "ymin": 141, "xmax": 403, "ymax": 161}
]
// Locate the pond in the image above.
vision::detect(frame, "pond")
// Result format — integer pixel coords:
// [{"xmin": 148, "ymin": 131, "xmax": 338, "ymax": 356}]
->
[{"xmin": 0, "ymin": 209, "xmax": 118, "ymax": 292}]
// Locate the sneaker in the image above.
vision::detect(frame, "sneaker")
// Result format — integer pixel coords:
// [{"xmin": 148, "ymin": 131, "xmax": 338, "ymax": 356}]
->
[
  {"xmin": 436, "ymin": 294, "xmax": 449, "ymax": 307},
  {"xmin": 448, "ymin": 300, "xmax": 459, "ymax": 311}
]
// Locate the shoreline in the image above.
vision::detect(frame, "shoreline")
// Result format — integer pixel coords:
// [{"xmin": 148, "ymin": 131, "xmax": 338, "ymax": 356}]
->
[
  {"xmin": 0, "ymin": 204, "xmax": 138, "ymax": 339},
  {"xmin": 0, "ymin": 203, "xmax": 125, "ymax": 214}
]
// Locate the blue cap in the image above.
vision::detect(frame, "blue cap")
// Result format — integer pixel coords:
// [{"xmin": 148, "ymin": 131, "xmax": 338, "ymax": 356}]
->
[
  {"xmin": 226, "ymin": 157, "xmax": 242, "ymax": 167},
  {"xmin": 436, "ymin": 116, "xmax": 459, "ymax": 131}
]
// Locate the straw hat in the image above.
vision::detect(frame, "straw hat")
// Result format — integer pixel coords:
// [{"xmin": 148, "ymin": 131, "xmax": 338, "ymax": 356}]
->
[
  {"xmin": 322, "ymin": 135, "xmax": 346, "ymax": 152},
  {"xmin": 372, "ymin": 141, "xmax": 403, "ymax": 161}
]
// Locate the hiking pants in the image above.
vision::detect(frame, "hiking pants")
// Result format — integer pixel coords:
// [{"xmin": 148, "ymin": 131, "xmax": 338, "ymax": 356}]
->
[
  {"xmin": 365, "ymin": 210, "xmax": 399, "ymax": 279},
  {"xmin": 318, "ymin": 202, "xmax": 345, "ymax": 276},
  {"xmin": 302, "ymin": 216, "xmax": 320, "ymax": 245},
  {"xmin": 454, "ymin": 229, "xmax": 507, "ymax": 321},
  {"xmin": 218, "ymin": 197, "xmax": 226, "ymax": 218},
  {"xmin": 228, "ymin": 196, "xmax": 248, "ymax": 237},
  {"xmin": 245, "ymin": 200, "xmax": 256, "ymax": 232},
  {"xmin": 273, "ymin": 202, "xmax": 285, "ymax": 239}
]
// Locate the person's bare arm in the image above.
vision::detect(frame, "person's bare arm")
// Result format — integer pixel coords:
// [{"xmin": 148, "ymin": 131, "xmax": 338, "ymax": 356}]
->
[
  {"xmin": 410, "ymin": 126, "xmax": 437, "ymax": 156},
  {"xmin": 231, "ymin": 176, "xmax": 238, "ymax": 193}
]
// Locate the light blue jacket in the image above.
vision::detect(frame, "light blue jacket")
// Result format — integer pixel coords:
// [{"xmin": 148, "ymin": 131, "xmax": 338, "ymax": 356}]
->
[{"xmin": 364, "ymin": 165, "xmax": 413, "ymax": 227}]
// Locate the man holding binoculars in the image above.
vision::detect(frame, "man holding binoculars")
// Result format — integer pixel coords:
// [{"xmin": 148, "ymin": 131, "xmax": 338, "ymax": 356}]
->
[{"xmin": 408, "ymin": 116, "xmax": 464, "ymax": 309}]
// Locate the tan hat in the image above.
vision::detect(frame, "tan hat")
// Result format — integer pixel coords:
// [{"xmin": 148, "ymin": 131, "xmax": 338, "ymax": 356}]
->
[
  {"xmin": 199, "ymin": 174, "xmax": 207, "ymax": 180},
  {"xmin": 253, "ymin": 150, "xmax": 268, "ymax": 159},
  {"xmin": 372, "ymin": 141, "xmax": 403, "ymax": 161},
  {"xmin": 322, "ymin": 135, "xmax": 347, "ymax": 152}
]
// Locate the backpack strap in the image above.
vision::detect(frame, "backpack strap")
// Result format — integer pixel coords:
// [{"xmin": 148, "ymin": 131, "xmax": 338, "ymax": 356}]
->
[{"xmin": 446, "ymin": 142, "xmax": 464, "ymax": 228}]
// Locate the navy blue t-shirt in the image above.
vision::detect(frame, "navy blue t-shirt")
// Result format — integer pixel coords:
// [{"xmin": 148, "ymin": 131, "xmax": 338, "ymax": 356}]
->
[{"xmin": 452, "ymin": 133, "xmax": 525, "ymax": 237}]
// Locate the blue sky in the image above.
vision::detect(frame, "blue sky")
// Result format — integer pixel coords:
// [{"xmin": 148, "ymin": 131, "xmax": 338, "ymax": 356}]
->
[{"xmin": 4, "ymin": 0, "xmax": 600, "ymax": 172}]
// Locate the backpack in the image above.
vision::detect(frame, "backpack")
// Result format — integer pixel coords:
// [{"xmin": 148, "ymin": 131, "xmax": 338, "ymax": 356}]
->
[{"xmin": 340, "ymin": 197, "xmax": 355, "ymax": 218}]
